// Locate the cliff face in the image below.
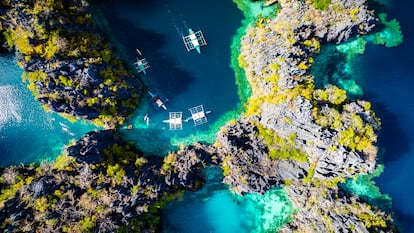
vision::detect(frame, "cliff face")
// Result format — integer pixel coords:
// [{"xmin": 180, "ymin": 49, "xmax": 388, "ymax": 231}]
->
[
  {"xmin": 0, "ymin": 0, "xmax": 142, "ymax": 128},
  {"xmin": 0, "ymin": 130, "xmax": 213, "ymax": 232},
  {"xmin": 0, "ymin": 0, "xmax": 400, "ymax": 232},
  {"xmin": 214, "ymin": 0, "xmax": 397, "ymax": 231}
]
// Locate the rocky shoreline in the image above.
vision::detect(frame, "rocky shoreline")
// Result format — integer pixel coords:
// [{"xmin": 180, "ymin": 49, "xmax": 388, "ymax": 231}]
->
[
  {"xmin": 214, "ymin": 0, "xmax": 398, "ymax": 231},
  {"xmin": 0, "ymin": 0, "xmax": 400, "ymax": 232},
  {"xmin": 0, "ymin": 130, "xmax": 215, "ymax": 232},
  {"xmin": 0, "ymin": 0, "xmax": 142, "ymax": 128}
]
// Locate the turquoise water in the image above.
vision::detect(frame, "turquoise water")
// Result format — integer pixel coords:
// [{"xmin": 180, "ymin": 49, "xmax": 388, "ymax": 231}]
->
[
  {"xmin": 0, "ymin": 55, "xmax": 96, "ymax": 166},
  {"xmin": 162, "ymin": 168, "xmax": 293, "ymax": 233},
  {"xmin": 339, "ymin": 1, "xmax": 414, "ymax": 231},
  {"xmin": 97, "ymin": 0, "xmax": 242, "ymax": 155}
]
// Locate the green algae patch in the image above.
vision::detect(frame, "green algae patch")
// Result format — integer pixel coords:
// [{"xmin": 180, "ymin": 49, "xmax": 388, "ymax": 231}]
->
[
  {"xmin": 312, "ymin": 38, "xmax": 366, "ymax": 96},
  {"xmin": 235, "ymin": 188, "xmax": 294, "ymax": 232},
  {"xmin": 341, "ymin": 164, "xmax": 392, "ymax": 209},
  {"xmin": 233, "ymin": 0, "xmax": 277, "ymax": 22},
  {"xmin": 367, "ymin": 13, "xmax": 403, "ymax": 48}
]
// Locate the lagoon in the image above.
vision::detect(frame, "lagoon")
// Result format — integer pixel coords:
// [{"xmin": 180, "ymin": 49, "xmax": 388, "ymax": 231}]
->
[{"xmin": 97, "ymin": 0, "xmax": 242, "ymax": 155}]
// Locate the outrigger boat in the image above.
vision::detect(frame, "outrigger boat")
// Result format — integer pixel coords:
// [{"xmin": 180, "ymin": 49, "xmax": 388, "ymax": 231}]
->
[
  {"xmin": 134, "ymin": 49, "xmax": 150, "ymax": 75},
  {"xmin": 162, "ymin": 112, "xmax": 183, "ymax": 130},
  {"xmin": 182, "ymin": 28, "xmax": 207, "ymax": 54},
  {"xmin": 148, "ymin": 91, "xmax": 168, "ymax": 110},
  {"xmin": 184, "ymin": 105, "xmax": 211, "ymax": 126}
]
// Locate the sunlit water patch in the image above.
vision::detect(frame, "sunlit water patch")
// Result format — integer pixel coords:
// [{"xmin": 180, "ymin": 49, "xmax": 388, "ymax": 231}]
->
[
  {"xmin": 0, "ymin": 55, "xmax": 96, "ymax": 166},
  {"xmin": 161, "ymin": 167, "xmax": 293, "ymax": 233}
]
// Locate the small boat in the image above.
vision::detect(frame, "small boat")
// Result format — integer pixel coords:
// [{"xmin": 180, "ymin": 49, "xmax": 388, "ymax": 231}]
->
[
  {"xmin": 148, "ymin": 91, "xmax": 168, "ymax": 110},
  {"xmin": 182, "ymin": 28, "xmax": 207, "ymax": 54},
  {"xmin": 162, "ymin": 112, "xmax": 183, "ymax": 130},
  {"xmin": 143, "ymin": 113, "xmax": 150, "ymax": 126},
  {"xmin": 134, "ymin": 49, "xmax": 150, "ymax": 75},
  {"xmin": 184, "ymin": 105, "xmax": 211, "ymax": 126}
]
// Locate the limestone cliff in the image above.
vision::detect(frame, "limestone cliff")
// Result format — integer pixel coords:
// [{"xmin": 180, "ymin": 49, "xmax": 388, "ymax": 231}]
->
[
  {"xmin": 214, "ymin": 0, "xmax": 397, "ymax": 231},
  {"xmin": 0, "ymin": 0, "xmax": 142, "ymax": 128}
]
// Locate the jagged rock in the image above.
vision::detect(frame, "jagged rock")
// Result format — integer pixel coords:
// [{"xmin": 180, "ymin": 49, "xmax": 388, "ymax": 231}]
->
[
  {"xmin": 66, "ymin": 129, "xmax": 117, "ymax": 163},
  {"xmin": 216, "ymin": 119, "xmax": 309, "ymax": 194},
  {"xmin": 163, "ymin": 143, "xmax": 217, "ymax": 188},
  {"xmin": 279, "ymin": 183, "xmax": 397, "ymax": 233}
]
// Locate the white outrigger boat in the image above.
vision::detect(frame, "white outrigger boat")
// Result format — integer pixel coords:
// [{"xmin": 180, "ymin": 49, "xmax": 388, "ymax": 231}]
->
[
  {"xmin": 134, "ymin": 49, "xmax": 150, "ymax": 75},
  {"xmin": 162, "ymin": 112, "xmax": 183, "ymax": 130},
  {"xmin": 163, "ymin": 105, "xmax": 211, "ymax": 130},
  {"xmin": 182, "ymin": 28, "xmax": 207, "ymax": 54},
  {"xmin": 184, "ymin": 105, "xmax": 211, "ymax": 126}
]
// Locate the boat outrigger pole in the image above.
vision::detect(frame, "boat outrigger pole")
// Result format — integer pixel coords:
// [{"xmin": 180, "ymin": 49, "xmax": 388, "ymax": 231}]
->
[{"xmin": 182, "ymin": 28, "xmax": 207, "ymax": 54}]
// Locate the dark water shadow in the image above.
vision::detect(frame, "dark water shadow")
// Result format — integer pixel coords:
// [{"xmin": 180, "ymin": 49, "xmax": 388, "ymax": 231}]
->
[
  {"xmin": 363, "ymin": 91, "xmax": 410, "ymax": 164},
  {"xmin": 393, "ymin": 209, "xmax": 414, "ymax": 233},
  {"xmin": 97, "ymin": 3, "xmax": 195, "ymax": 100}
]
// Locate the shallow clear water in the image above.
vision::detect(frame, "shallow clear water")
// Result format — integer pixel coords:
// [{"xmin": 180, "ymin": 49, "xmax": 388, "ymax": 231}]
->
[
  {"xmin": 97, "ymin": 0, "xmax": 242, "ymax": 155},
  {"xmin": 161, "ymin": 168, "xmax": 293, "ymax": 233},
  {"xmin": 357, "ymin": 1, "xmax": 414, "ymax": 231},
  {"xmin": 0, "ymin": 55, "xmax": 96, "ymax": 166}
]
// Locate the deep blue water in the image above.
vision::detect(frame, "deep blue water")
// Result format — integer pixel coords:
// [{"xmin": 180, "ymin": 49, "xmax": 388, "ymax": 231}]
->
[
  {"xmin": 97, "ymin": 0, "xmax": 242, "ymax": 155},
  {"xmin": 2, "ymin": 0, "xmax": 411, "ymax": 232},
  {"xmin": 0, "ymin": 55, "xmax": 96, "ymax": 166},
  {"xmin": 359, "ymin": 0, "xmax": 414, "ymax": 232}
]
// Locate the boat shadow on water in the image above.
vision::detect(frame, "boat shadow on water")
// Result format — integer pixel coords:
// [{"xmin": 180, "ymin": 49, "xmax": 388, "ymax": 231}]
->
[{"xmin": 98, "ymin": 6, "xmax": 195, "ymax": 100}]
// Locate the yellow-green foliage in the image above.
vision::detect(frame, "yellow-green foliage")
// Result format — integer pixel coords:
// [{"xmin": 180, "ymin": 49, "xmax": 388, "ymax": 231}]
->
[
  {"xmin": 103, "ymin": 143, "xmax": 136, "ymax": 164},
  {"xmin": 302, "ymin": 162, "xmax": 316, "ymax": 184},
  {"xmin": 314, "ymin": 85, "xmax": 347, "ymax": 105},
  {"xmin": 161, "ymin": 153, "xmax": 177, "ymax": 175},
  {"xmin": 359, "ymin": 212, "xmax": 387, "ymax": 229},
  {"xmin": 313, "ymin": 107, "xmax": 343, "ymax": 129},
  {"xmin": 106, "ymin": 164, "xmax": 126, "ymax": 185},
  {"xmin": 303, "ymin": 38, "xmax": 321, "ymax": 53},
  {"xmin": 337, "ymin": 123, "xmax": 377, "ymax": 154},
  {"xmin": 135, "ymin": 157, "xmax": 147, "ymax": 168},
  {"xmin": 58, "ymin": 75, "xmax": 74, "ymax": 87},
  {"xmin": 257, "ymin": 125, "xmax": 308, "ymax": 162},
  {"xmin": 44, "ymin": 30, "xmax": 60, "ymax": 60},
  {"xmin": 349, "ymin": 8, "xmax": 360, "ymax": 22},
  {"xmin": 34, "ymin": 196, "xmax": 48, "ymax": 213},
  {"xmin": 10, "ymin": 27, "xmax": 34, "ymax": 55},
  {"xmin": 53, "ymin": 155, "xmax": 79, "ymax": 171},
  {"xmin": 80, "ymin": 215, "xmax": 97, "ymax": 232},
  {"xmin": 0, "ymin": 177, "xmax": 26, "ymax": 207},
  {"xmin": 221, "ymin": 155, "xmax": 232, "ymax": 177},
  {"xmin": 309, "ymin": 0, "xmax": 332, "ymax": 11},
  {"xmin": 25, "ymin": 71, "xmax": 48, "ymax": 83},
  {"xmin": 2, "ymin": 30, "xmax": 14, "ymax": 48}
]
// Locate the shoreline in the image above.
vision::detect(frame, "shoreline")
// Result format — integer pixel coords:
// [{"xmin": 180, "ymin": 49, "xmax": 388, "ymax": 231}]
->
[{"xmin": 0, "ymin": 0, "xmax": 404, "ymax": 232}]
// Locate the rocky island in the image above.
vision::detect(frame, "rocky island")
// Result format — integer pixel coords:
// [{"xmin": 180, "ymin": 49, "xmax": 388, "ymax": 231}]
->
[
  {"xmin": 0, "ymin": 0, "xmax": 142, "ymax": 128},
  {"xmin": 0, "ymin": 0, "xmax": 402, "ymax": 232}
]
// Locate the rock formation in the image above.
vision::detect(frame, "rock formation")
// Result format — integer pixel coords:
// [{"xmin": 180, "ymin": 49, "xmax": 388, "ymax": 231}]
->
[
  {"xmin": 0, "ymin": 0, "xmax": 142, "ymax": 128},
  {"xmin": 0, "ymin": 130, "xmax": 214, "ymax": 232}
]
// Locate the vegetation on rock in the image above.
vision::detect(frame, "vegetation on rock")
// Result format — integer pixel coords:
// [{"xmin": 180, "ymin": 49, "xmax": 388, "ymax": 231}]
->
[
  {"xmin": 0, "ymin": 130, "xmax": 211, "ymax": 232},
  {"xmin": 0, "ymin": 0, "xmax": 142, "ymax": 128}
]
